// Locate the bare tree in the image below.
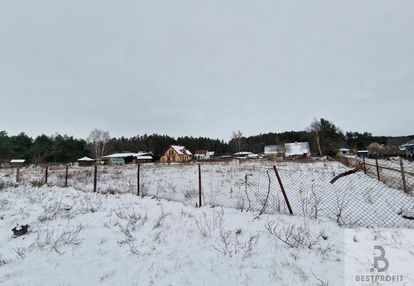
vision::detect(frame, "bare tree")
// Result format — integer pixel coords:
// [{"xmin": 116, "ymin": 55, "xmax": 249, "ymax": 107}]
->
[
  {"xmin": 232, "ymin": 130, "xmax": 243, "ymax": 152},
  {"xmin": 87, "ymin": 129, "xmax": 111, "ymax": 159},
  {"xmin": 307, "ymin": 118, "xmax": 322, "ymax": 156}
]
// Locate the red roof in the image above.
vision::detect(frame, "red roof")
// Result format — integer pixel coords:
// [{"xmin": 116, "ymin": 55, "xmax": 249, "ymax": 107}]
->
[{"xmin": 195, "ymin": 150, "xmax": 208, "ymax": 155}]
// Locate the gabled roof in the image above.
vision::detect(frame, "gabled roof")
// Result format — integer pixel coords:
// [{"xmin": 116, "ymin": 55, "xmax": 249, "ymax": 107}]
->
[
  {"xmin": 195, "ymin": 150, "xmax": 208, "ymax": 155},
  {"xmin": 10, "ymin": 159, "xmax": 25, "ymax": 163},
  {"xmin": 171, "ymin": 145, "xmax": 192, "ymax": 156},
  {"xmin": 77, "ymin": 156, "xmax": 95, "ymax": 161},
  {"xmin": 401, "ymin": 139, "xmax": 414, "ymax": 148}
]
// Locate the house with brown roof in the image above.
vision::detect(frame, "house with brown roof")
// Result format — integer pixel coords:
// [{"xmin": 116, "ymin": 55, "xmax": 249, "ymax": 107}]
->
[{"xmin": 160, "ymin": 145, "xmax": 192, "ymax": 163}]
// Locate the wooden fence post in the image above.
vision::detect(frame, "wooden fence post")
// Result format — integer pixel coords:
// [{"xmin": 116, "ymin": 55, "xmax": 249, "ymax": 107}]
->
[
  {"xmin": 44, "ymin": 165, "xmax": 48, "ymax": 185},
  {"xmin": 137, "ymin": 163, "xmax": 140, "ymax": 196},
  {"xmin": 65, "ymin": 165, "xmax": 69, "ymax": 187},
  {"xmin": 16, "ymin": 167, "xmax": 20, "ymax": 183},
  {"xmin": 362, "ymin": 156, "xmax": 367, "ymax": 174},
  {"xmin": 273, "ymin": 166, "xmax": 293, "ymax": 215},
  {"xmin": 375, "ymin": 157, "xmax": 380, "ymax": 181},
  {"xmin": 399, "ymin": 157, "xmax": 407, "ymax": 193},
  {"xmin": 198, "ymin": 164, "xmax": 202, "ymax": 208},
  {"xmin": 93, "ymin": 164, "xmax": 97, "ymax": 193}
]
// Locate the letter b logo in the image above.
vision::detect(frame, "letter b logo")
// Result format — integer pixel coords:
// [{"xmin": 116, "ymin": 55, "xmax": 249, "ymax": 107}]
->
[{"xmin": 370, "ymin": 245, "xmax": 389, "ymax": 272}]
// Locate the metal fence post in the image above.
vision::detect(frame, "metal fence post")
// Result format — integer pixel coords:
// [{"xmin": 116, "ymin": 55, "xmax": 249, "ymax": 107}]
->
[
  {"xmin": 375, "ymin": 157, "xmax": 380, "ymax": 181},
  {"xmin": 65, "ymin": 165, "xmax": 69, "ymax": 187},
  {"xmin": 362, "ymin": 156, "xmax": 367, "ymax": 174},
  {"xmin": 273, "ymin": 165, "xmax": 293, "ymax": 215},
  {"xmin": 16, "ymin": 167, "xmax": 20, "ymax": 183},
  {"xmin": 198, "ymin": 164, "xmax": 202, "ymax": 208},
  {"xmin": 399, "ymin": 157, "xmax": 407, "ymax": 193},
  {"xmin": 137, "ymin": 163, "xmax": 140, "ymax": 196},
  {"xmin": 44, "ymin": 165, "xmax": 48, "ymax": 185},
  {"xmin": 93, "ymin": 164, "xmax": 97, "ymax": 193}
]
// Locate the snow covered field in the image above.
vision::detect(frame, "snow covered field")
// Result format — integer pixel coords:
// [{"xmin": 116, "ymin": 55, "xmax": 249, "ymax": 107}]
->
[
  {"xmin": 1, "ymin": 160, "xmax": 414, "ymax": 228},
  {"xmin": 0, "ymin": 185, "xmax": 344, "ymax": 285},
  {"xmin": 1, "ymin": 186, "xmax": 413, "ymax": 285},
  {"xmin": 1, "ymin": 164, "xmax": 414, "ymax": 285}
]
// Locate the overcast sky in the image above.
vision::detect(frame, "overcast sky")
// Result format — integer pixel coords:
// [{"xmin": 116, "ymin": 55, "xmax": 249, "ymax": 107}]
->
[{"xmin": 1, "ymin": 0, "xmax": 413, "ymax": 140}]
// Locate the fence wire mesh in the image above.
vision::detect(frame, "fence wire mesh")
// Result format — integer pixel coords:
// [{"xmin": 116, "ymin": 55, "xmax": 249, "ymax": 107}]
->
[{"xmin": 1, "ymin": 158, "xmax": 413, "ymax": 228}]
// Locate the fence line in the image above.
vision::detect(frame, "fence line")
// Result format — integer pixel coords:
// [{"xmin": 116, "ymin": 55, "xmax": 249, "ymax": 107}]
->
[{"xmin": 1, "ymin": 159, "xmax": 414, "ymax": 228}]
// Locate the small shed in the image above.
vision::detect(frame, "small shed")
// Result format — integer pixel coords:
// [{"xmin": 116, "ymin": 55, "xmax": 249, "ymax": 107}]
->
[
  {"xmin": 10, "ymin": 159, "xmax": 26, "ymax": 168},
  {"xmin": 356, "ymin": 150, "xmax": 368, "ymax": 158},
  {"xmin": 338, "ymin": 148, "xmax": 351, "ymax": 157},
  {"xmin": 77, "ymin": 156, "xmax": 95, "ymax": 167},
  {"xmin": 134, "ymin": 155, "xmax": 153, "ymax": 164}
]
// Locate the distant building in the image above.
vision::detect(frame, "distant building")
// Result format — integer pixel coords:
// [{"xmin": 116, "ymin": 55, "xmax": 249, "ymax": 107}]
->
[
  {"xmin": 10, "ymin": 159, "xmax": 26, "ymax": 168},
  {"xmin": 400, "ymin": 139, "xmax": 414, "ymax": 159},
  {"xmin": 160, "ymin": 145, "xmax": 192, "ymax": 163},
  {"xmin": 102, "ymin": 152, "xmax": 153, "ymax": 164},
  {"xmin": 194, "ymin": 150, "xmax": 213, "ymax": 160},
  {"xmin": 134, "ymin": 156, "xmax": 153, "ymax": 164},
  {"xmin": 77, "ymin": 156, "xmax": 95, "ymax": 167},
  {"xmin": 234, "ymin": 152, "xmax": 259, "ymax": 159},
  {"xmin": 264, "ymin": 145, "xmax": 284, "ymax": 157},
  {"xmin": 356, "ymin": 150, "xmax": 369, "ymax": 158},
  {"xmin": 284, "ymin": 142, "xmax": 310, "ymax": 157},
  {"xmin": 338, "ymin": 148, "xmax": 351, "ymax": 157}
]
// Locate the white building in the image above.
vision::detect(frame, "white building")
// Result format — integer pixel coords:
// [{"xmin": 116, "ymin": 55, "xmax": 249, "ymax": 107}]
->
[
  {"xmin": 194, "ymin": 150, "xmax": 214, "ymax": 160},
  {"xmin": 264, "ymin": 145, "xmax": 283, "ymax": 157},
  {"xmin": 284, "ymin": 142, "xmax": 310, "ymax": 157}
]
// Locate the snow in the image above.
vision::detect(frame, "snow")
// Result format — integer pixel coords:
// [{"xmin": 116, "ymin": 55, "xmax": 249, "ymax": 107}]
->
[
  {"xmin": 285, "ymin": 142, "xmax": 310, "ymax": 157},
  {"xmin": 102, "ymin": 152, "xmax": 145, "ymax": 159},
  {"xmin": 171, "ymin": 145, "xmax": 192, "ymax": 156},
  {"xmin": 136, "ymin": 156, "xmax": 153, "ymax": 160},
  {"xmin": 1, "ymin": 160, "xmax": 413, "ymax": 228},
  {"xmin": 77, "ymin": 156, "xmax": 94, "ymax": 161},
  {"xmin": 9, "ymin": 160, "xmax": 25, "ymax": 163},
  {"xmin": 1, "ymin": 162, "xmax": 413, "ymax": 285},
  {"xmin": 0, "ymin": 185, "xmax": 343, "ymax": 285}
]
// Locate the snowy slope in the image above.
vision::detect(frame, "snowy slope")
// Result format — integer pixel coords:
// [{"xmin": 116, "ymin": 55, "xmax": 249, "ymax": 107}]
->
[{"xmin": 0, "ymin": 185, "xmax": 342, "ymax": 285}]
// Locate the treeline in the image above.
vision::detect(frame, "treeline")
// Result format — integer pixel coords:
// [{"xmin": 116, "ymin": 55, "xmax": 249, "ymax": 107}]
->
[
  {"xmin": 0, "ymin": 119, "xmax": 412, "ymax": 163},
  {"xmin": 0, "ymin": 132, "xmax": 87, "ymax": 164}
]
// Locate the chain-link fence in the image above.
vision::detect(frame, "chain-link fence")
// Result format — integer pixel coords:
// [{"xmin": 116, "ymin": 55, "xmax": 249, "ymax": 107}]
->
[
  {"xmin": 1, "ymin": 159, "xmax": 413, "ymax": 228},
  {"xmin": 338, "ymin": 156, "xmax": 414, "ymax": 193}
]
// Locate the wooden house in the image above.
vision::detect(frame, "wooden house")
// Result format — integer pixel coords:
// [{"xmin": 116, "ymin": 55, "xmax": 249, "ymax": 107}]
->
[{"xmin": 160, "ymin": 145, "xmax": 192, "ymax": 163}]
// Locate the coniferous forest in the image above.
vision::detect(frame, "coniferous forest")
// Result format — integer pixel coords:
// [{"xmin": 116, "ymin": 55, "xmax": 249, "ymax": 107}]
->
[{"xmin": 0, "ymin": 119, "xmax": 412, "ymax": 163}]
